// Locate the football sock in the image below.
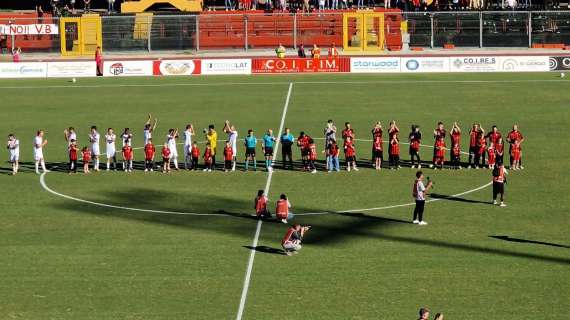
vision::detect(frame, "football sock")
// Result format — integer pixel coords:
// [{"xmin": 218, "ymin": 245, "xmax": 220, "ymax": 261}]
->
[
  {"xmin": 41, "ymin": 160, "xmax": 47, "ymax": 172},
  {"xmin": 35, "ymin": 161, "xmax": 39, "ymax": 173}
]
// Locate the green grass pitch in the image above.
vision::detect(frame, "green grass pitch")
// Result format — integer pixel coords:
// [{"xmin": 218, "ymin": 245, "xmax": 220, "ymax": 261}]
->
[{"xmin": 0, "ymin": 73, "xmax": 568, "ymax": 319}]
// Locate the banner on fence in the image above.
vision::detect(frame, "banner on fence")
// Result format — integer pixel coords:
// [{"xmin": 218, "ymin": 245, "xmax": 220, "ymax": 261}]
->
[
  {"xmin": 549, "ymin": 56, "xmax": 570, "ymax": 71},
  {"xmin": 401, "ymin": 57, "xmax": 450, "ymax": 73},
  {"xmin": 450, "ymin": 56, "xmax": 500, "ymax": 72},
  {"xmin": 47, "ymin": 61, "xmax": 96, "ymax": 78},
  {"xmin": 252, "ymin": 58, "xmax": 348, "ymax": 73},
  {"xmin": 350, "ymin": 57, "xmax": 401, "ymax": 73},
  {"xmin": 0, "ymin": 62, "xmax": 47, "ymax": 78},
  {"xmin": 499, "ymin": 56, "xmax": 549, "ymax": 72},
  {"xmin": 153, "ymin": 60, "xmax": 201, "ymax": 76},
  {"xmin": 104, "ymin": 61, "xmax": 154, "ymax": 77},
  {"xmin": 0, "ymin": 24, "xmax": 58, "ymax": 35},
  {"xmin": 202, "ymin": 59, "xmax": 251, "ymax": 75}
]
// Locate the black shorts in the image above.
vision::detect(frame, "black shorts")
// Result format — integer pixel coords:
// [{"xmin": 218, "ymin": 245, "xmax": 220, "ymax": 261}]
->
[
  {"xmin": 409, "ymin": 148, "xmax": 419, "ymax": 156},
  {"xmin": 346, "ymin": 156, "xmax": 355, "ymax": 162},
  {"xmin": 469, "ymin": 146, "xmax": 478, "ymax": 155},
  {"xmin": 246, "ymin": 147, "xmax": 256, "ymax": 157},
  {"xmin": 372, "ymin": 150, "xmax": 383, "ymax": 159},
  {"xmin": 493, "ymin": 181, "xmax": 504, "ymax": 194},
  {"xmin": 264, "ymin": 147, "xmax": 274, "ymax": 157},
  {"xmin": 225, "ymin": 160, "xmax": 232, "ymax": 168},
  {"xmin": 301, "ymin": 149, "xmax": 309, "ymax": 157}
]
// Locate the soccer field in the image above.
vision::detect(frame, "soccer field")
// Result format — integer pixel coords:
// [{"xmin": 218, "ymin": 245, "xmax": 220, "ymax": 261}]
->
[{"xmin": 1, "ymin": 73, "xmax": 568, "ymax": 319}]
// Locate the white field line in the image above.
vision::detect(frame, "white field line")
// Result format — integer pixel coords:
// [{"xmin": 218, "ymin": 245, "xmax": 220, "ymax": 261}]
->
[
  {"xmin": 0, "ymin": 78, "xmax": 566, "ymax": 90},
  {"xmin": 236, "ymin": 82, "xmax": 293, "ymax": 320}
]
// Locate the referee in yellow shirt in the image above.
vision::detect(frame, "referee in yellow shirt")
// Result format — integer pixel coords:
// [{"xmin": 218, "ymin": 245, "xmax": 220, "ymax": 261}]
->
[{"xmin": 206, "ymin": 125, "xmax": 218, "ymax": 169}]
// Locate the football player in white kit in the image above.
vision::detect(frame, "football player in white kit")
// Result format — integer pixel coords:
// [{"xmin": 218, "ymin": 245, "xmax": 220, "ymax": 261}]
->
[
  {"xmin": 63, "ymin": 127, "xmax": 77, "ymax": 145},
  {"xmin": 223, "ymin": 120, "xmax": 238, "ymax": 171},
  {"xmin": 121, "ymin": 128, "xmax": 132, "ymax": 147},
  {"xmin": 34, "ymin": 130, "xmax": 48, "ymax": 174},
  {"xmin": 89, "ymin": 126, "xmax": 101, "ymax": 171},
  {"xmin": 105, "ymin": 128, "xmax": 117, "ymax": 171},
  {"xmin": 166, "ymin": 128, "xmax": 179, "ymax": 170},
  {"xmin": 183, "ymin": 124, "xmax": 194, "ymax": 170},
  {"xmin": 7, "ymin": 134, "xmax": 19, "ymax": 175},
  {"xmin": 143, "ymin": 113, "xmax": 158, "ymax": 145}
]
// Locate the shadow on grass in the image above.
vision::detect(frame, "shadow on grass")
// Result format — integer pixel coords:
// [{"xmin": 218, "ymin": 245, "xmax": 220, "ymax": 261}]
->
[
  {"xmin": 430, "ymin": 193, "xmax": 492, "ymax": 205},
  {"xmin": 243, "ymin": 245, "xmax": 285, "ymax": 256},
  {"xmin": 47, "ymin": 184, "xmax": 570, "ymax": 265},
  {"xmin": 490, "ymin": 235, "xmax": 570, "ymax": 249}
]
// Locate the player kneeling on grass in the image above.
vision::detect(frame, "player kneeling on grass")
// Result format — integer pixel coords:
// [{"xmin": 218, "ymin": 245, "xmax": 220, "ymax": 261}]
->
[
  {"xmin": 68, "ymin": 139, "xmax": 78, "ymax": 174},
  {"xmin": 161, "ymin": 143, "xmax": 171, "ymax": 173},
  {"xmin": 81, "ymin": 146, "xmax": 91, "ymax": 174},
  {"xmin": 224, "ymin": 141, "xmax": 234, "ymax": 172},
  {"xmin": 144, "ymin": 139, "xmax": 156, "ymax": 172},
  {"xmin": 254, "ymin": 190, "xmax": 271, "ymax": 219},
  {"xmin": 7, "ymin": 134, "xmax": 19, "ymax": 175},
  {"xmin": 276, "ymin": 194, "xmax": 294, "ymax": 223},
  {"xmin": 122, "ymin": 144, "xmax": 133, "ymax": 172},
  {"xmin": 281, "ymin": 224, "xmax": 311, "ymax": 256},
  {"xmin": 344, "ymin": 136, "xmax": 358, "ymax": 172}
]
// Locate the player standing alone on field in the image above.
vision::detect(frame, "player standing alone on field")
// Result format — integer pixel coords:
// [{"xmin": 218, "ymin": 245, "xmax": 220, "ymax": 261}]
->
[
  {"xmin": 34, "ymin": 130, "xmax": 49, "ymax": 174},
  {"xmin": 262, "ymin": 129, "xmax": 276, "ymax": 172},
  {"xmin": 412, "ymin": 171, "xmax": 433, "ymax": 225},
  {"xmin": 183, "ymin": 124, "xmax": 195, "ymax": 170},
  {"xmin": 105, "ymin": 128, "xmax": 117, "ymax": 171},
  {"xmin": 492, "ymin": 163, "xmax": 508, "ymax": 207},
  {"xmin": 7, "ymin": 134, "xmax": 20, "ymax": 175},
  {"xmin": 223, "ymin": 121, "xmax": 238, "ymax": 171}
]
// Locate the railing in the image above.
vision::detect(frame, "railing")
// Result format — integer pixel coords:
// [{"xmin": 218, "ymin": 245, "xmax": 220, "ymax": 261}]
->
[{"xmin": 0, "ymin": 11, "xmax": 569, "ymax": 55}]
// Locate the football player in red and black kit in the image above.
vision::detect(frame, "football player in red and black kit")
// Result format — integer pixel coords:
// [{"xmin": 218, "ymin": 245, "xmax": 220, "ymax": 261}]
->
[
  {"xmin": 468, "ymin": 123, "xmax": 483, "ymax": 168},
  {"xmin": 344, "ymin": 136, "xmax": 358, "ymax": 171},
  {"xmin": 408, "ymin": 125, "xmax": 421, "ymax": 169},
  {"xmin": 507, "ymin": 124, "xmax": 524, "ymax": 169},
  {"xmin": 431, "ymin": 122, "xmax": 446, "ymax": 168},
  {"xmin": 342, "ymin": 122, "xmax": 355, "ymax": 143},
  {"xmin": 371, "ymin": 122, "xmax": 383, "ymax": 168},
  {"xmin": 388, "ymin": 121, "xmax": 400, "ymax": 169},
  {"xmin": 297, "ymin": 131, "xmax": 310, "ymax": 171}
]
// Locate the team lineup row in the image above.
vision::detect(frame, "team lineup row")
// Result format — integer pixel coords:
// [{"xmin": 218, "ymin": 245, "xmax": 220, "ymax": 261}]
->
[{"xmin": 4, "ymin": 115, "xmax": 526, "ymax": 175}]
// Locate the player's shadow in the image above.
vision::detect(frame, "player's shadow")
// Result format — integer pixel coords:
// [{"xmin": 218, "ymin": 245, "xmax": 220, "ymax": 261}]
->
[
  {"xmin": 16, "ymin": 161, "xmax": 70, "ymax": 173},
  {"xmin": 243, "ymin": 245, "xmax": 286, "ymax": 255},
  {"xmin": 430, "ymin": 193, "xmax": 492, "ymax": 205},
  {"xmin": 490, "ymin": 235, "xmax": 570, "ymax": 249}
]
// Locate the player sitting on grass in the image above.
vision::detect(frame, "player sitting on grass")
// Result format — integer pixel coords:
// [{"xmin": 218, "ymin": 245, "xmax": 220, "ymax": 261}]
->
[
  {"xmin": 433, "ymin": 136, "xmax": 446, "ymax": 170},
  {"xmin": 7, "ymin": 134, "xmax": 19, "ymax": 175},
  {"xmin": 281, "ymin": 224, "xmax": 311, "ymax": 256},
  {"xmin": 244, "ymin": 129, "xmax": 257, "ymax": 172},
  {"xmin": 81, "ymin": 146, "xmax": 91, "ymax": 174},
  {"xmin": 344, "ymin": 136, "xmax": 358, "ymax": 172},
  {"xmin": 122, "ymin": 143, "xmax": 133, "ymax": 172},
  {"xmin": 203, "ymin": 143, "xmax": 213, "ymax": 172},
  {"xmin": 327, "ymin": 139, "xmax": 340, "ymax": 172},
  {"xmin": 223, "ymin": 141, "xmax": 233, "ymax": 173},
  {"xmin": 254, "ymin": 190, "xmax": 271, "ymax": 219},
  {"xmin": 105, "ymin": 128, "xmax": 117, "ymax": 171},
  {"xmin": 275, "ymin": 194, "xmax": 294, "ymax": 224},
  {"xmin": 144, "ymin": 138, "xmax": 155, "ymax": 172},
  {"xmin": 68, "ymin": 139, "xmax": 78, "ymax": 174},
  {"xmin": 191, "ymin": 142, "xmax": 200, "ymax": 171},
  {"xmin": 161, "ymin": 143, "xmax": 171, "ymax": 173},
  {"xmin": 262, "ymin": 129, "xmax": 276, "ymax": 172}
]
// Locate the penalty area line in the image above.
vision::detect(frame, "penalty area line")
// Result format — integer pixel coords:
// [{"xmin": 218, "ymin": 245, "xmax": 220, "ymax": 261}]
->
[{"xmin": 236, "ymin": 82, "xmax": 293, "ymax": 320}]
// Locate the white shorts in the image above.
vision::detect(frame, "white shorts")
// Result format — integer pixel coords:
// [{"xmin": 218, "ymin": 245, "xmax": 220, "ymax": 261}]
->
[
  {"xmin": 9, "ymin": 153, "xmax": 19, "ymax": 162},
  {"xmin": 34, "ymin": 149, "xmax": 43, "ymax": 161},
  {"xmin": 106, "ymin": 147, "xmax": 116, "ymax": 158},
  {"xmin": 170, "ymin": 147, "xmax": 178, "ymax": 158},
  {"xmin": 92, "ymin": 145, "xmax": 100, "ymax": 156},
  {"xmin": 283, "ymin": 241, "xmax": 302, "ymax": 251}
]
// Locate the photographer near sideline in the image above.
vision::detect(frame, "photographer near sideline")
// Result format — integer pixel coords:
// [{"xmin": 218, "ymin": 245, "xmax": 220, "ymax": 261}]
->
[
  {"xmin": 281, "ymin": 224, "xmax": 311, "ymax": 256},
  {"xmin": 412, "ymin": 171, "xmax": 433, "ymax": 225}
]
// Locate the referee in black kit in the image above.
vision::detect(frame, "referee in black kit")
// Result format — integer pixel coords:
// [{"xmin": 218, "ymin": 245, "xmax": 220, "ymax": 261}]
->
[{"xmin": 412, "ymin": 171, "xmax": 433, "ymax": 226}]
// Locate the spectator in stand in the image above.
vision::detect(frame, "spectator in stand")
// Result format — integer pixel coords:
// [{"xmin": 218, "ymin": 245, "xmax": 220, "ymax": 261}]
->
[
  {"xmin": 328, "ymin": 43, "xmax": 339, "ymax": 57},
  {"xmin": 224, "ymin": 0, "xmax": 233, "ymax": 10},
  {"xmin": 302, "ymin": 0, "xmax": 310, "ymax": 13},
  {"xmin": 507, "ymin": 124, "xmax": 524, "ymax": 169},
  {"xmin": 311, "ymin": 44, "xmax": 321, "ymax": 59},
  {"xmin": 108, "ymin": 0, "xmax": 115, "ymax": 13},
  {"xmin": 95, "ymin": 46, "xmax": 103, "ymax": 76},
  {"xmin": 298, "ymin": 44, "xmax": 306, "ymax": 58},
  {"xmin": 12, "ymin": 47, "xmax": 21, "ymax": 63},
  {"xmin": 0, "ymin": 35, "xmax": 7, "ymax": 55},
  {"xmin": 275, "ymin": 43, "xmax": 286, "ymax": 58},
  {"xmin": 84, "ymin": 0, "xmax": 91, "ymax": 13}
]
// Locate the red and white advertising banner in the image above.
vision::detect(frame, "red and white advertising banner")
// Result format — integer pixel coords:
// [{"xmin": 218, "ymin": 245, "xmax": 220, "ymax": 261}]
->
[
  {"xmin": 252, "ymin": 57, "xmax": 348, "ymax": 73},
  {"xmin": 153, "ymin": 60, "xmax": 201, "ymax": 76},
  {"xmin": 0, "ymin": 24, "xmax": 58, "ymax": 35},
  {"xmin": 0, "ymin": 62, "xmax": 47, "ymax": 78},
  {"xmin": 47, "ymin": 61, "xmax": 96, "ymax": 78},
  {"xmin": 103, "ymin": 60, "xmax": 154, "ymax": 77}
]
